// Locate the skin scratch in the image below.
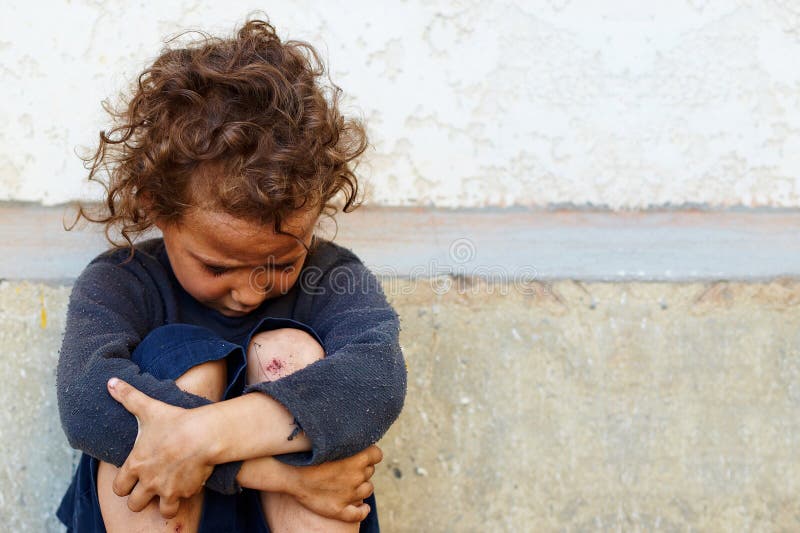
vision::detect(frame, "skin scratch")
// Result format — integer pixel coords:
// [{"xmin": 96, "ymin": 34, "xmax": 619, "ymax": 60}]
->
[
  {"xmin": 265, "ymin": 357, "xmax": 284, "ymax": 374},
  {"xmin": 252, "ymin": 341, "xmax": 303, "ymax": 440}
]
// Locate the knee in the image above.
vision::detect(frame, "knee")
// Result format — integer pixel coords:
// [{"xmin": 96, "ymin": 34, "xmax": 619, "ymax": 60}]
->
[
  {"xmin": 246, "ymin": 328, "xmax": 325, "ymax": 385},
  {"xmin": 132, "ymin": 323, "xmax": 232, "ymax": 403},
  {"xmin": 175, "ymin": 358, "xmax": 227, "ymax": 402}
]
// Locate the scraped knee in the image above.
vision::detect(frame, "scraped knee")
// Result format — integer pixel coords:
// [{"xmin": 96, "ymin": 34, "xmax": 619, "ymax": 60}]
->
[{"xmin": 246, "ymin": 328, "xmax": 325, "ymax": 385}]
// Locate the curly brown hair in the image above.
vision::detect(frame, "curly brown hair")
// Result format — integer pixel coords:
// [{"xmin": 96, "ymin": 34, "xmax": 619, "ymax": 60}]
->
[{"xmin": 65, "ymin": 17, "xmax": 368, "ymax": 262}]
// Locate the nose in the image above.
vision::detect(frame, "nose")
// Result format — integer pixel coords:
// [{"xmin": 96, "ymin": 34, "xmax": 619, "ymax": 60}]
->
[{"xmin": 231, "ymin": 272, "xmax": 267, "ymax": 310}]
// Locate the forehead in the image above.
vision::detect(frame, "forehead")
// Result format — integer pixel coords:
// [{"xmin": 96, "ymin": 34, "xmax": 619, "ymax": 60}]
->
[{"xmin": 178, "ymin": 208, "xmax": 317, "ymax": 262}]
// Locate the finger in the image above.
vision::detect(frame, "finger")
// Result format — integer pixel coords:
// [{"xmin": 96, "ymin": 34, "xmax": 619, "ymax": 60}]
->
[
  {"xmin": 126, "ymin": 482, "xmax": 154, "ymax": 513},
  {"xmin": 366, "ymin": 445, "xmax": 383, "ymax": 465},
  {"xmin": 159, "ymin": 496, "xmax": 181, "ymax": 519},
  {"xmin": 112, "ymin": 463, "xmax": 139, "ymax": 497},
  {"xmin": 364, "ymin": 464, "xmax": 375, "ymax": 480},
  {"xmin": 355, "ymin": 481, "xmax": 374, "ymax": 500},
  {"xmin": 107, "ymin": 377, "xmax": 152, "ymax": 418},
  {"xmin": 340, "ymin": 502, "xmax": 371, "ymax": 523}
]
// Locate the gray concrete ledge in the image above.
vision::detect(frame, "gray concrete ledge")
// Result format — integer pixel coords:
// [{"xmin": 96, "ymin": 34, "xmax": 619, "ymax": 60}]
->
[
  {"xmin": 5, "ymin": 278, "xmax": 800, "ymax": 530},
  {"xmin": 1, "ymin": 204, "xmax": 799, "ymax": 282}
]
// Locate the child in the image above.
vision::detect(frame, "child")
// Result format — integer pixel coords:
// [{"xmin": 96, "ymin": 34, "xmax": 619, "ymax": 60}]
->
[{"xmin": 55, "ymin": 16, "xmax": 407, "ymax": 533}]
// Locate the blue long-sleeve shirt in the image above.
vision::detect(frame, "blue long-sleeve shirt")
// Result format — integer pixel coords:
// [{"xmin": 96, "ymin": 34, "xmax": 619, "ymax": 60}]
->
[{"xmin": 55, "ymin": 237, "xmax": 407, "ymax": 495}]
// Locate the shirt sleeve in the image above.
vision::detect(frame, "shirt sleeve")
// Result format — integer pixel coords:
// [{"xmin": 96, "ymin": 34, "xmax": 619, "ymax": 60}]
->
[
  {"xmin": 56, "ymin": 257, "xmax": 243, "ymax": 495},
  {"xmin": 242, "ymin": 254, "xmax": 408, "ymax": 466}
]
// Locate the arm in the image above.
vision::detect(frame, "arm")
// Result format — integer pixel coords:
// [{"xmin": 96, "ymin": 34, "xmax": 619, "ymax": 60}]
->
[
  {"xmin": 104, "ymin": 375, "xmax": 382, "ymax": 522},
  {"xmin": 235, "ymin": 445, "xmax": 382, "ymax": 522},
  {"xmin": 103, "ymin": 249, "xmax": 406, "ymax": 501},
  {"xmin": 194, "ymin": 391, "xmax": 313, "ymax": 461},
  {"xmin": 55, "ymin": 257, "xmax": 242, "ymax": 494},
  {"xmin": 201, "ymin": 255, "xmax": 408, "ymax": 466}
]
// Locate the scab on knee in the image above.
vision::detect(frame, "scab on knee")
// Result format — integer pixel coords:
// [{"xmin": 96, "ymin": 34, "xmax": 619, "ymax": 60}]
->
[{"xmin": 246, "ymin": 328, "xmax": 325, "ymax": 385}]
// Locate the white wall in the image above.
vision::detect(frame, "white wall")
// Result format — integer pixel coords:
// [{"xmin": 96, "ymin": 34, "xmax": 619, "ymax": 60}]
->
[{"xmin": 1, "ymin": 0, "xmax": 800, "ymax": 209}]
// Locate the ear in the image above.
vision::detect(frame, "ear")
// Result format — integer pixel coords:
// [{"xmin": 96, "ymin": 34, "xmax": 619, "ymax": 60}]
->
[
  {"xmin": 139, "ymin": 191, "xmax": 161, "ymax": 229},
  {"xmin": 139, "ymin": 190, "xmax": 154, "ymax": 210}
]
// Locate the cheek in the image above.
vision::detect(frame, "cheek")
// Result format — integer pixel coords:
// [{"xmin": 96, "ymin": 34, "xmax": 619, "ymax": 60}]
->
[
  {"xmin": 253, "ymin": 270, "xmax": 302, "ymax": 297},
  {"xmin": 190, "ymin": 279, "xmax": 226, "ymax": 299},
  {"xmin": 179, "ymin": 267, "xmax": 228, "ymax": 301},
  {"xmin": 249, "ymin": 269, "xmax": 297, "ymax": 294}
]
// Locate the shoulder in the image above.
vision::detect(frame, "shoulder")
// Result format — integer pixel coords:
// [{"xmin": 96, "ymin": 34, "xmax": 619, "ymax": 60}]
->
[
  {"xmin": 293, "ymin": 238, "xmax": 401, "ymax": 352},
  {"xmin": 69, "ymin": 238, "xmax": 171, "ymax": 325},
  {"xmin": 298, "ymin": 238, "xmax": 395, "ymax": 312},
  {"xmin": 81, "ymin": 238, "xmax": 166, "ymax": 279},
  {"xmin": 74, "ymin": 238, "xmax": 170, "ymax": 299},
  {"xmin": 304, "ymin": 238, "xmax": 362, "ymax": 271},
  {"xmin": 89, "ymin": 237, "xmax": 165, "ymax": 269},
  {"xmin": 301, "ymin": 239, "xmax": 382, "ymax": 291}
]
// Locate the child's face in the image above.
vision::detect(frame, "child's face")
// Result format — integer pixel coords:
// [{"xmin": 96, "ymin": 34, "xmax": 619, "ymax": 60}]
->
[{"xmin": 155, "ymin": 207, "xmax": 319, "ymax": 317}]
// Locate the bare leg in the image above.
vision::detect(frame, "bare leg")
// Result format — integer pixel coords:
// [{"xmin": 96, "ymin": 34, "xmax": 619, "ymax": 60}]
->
[
  {"xmin": 246, "ymin": 328, "xmax": 359, "ymax": 533},
  {"xmin": 97, "ymin": 359, "xmax": 227, "ymax": 533},
  {"xmin": 261, "ymin": 492, "xmax": 363, "ymax": 533}
]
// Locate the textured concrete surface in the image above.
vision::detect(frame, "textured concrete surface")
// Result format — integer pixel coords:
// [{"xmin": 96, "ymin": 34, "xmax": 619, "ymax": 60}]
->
[
  {"xmin": 0, "ymin": 281, "xmax": 74, "ymax": 532},
  {"xmin": 3, "ymin": 1, "xmax": 800, "ymax": 209},
  {"xmin": 380, "ymin": 278, "xmax": 800, "ymax": 531},
  {"xmin": 2, "ymin": 278, "xmax": 800, "ymax": 531},
  {"xmin": 4, "ymin": 204, "xmax": 800, "ymax": 282}
]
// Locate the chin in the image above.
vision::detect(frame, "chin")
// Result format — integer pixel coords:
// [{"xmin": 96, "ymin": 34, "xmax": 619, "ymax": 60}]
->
[
  {"xmin": 221, "ymin": 309, "xmax": 248, "ymax": 317},
  {"xmin": 206, "ymin": 303, "xmax": 245, "ymax": 317},
  {"xmin": 224, "ymin": 305, "xmax": 260, "ymax": 317}
]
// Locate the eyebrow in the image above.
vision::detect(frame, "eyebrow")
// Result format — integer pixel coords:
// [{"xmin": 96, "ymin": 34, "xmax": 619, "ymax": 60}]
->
[{"xmin": 189, "ymin": 250, "xmax": 304, "ymax": 269}]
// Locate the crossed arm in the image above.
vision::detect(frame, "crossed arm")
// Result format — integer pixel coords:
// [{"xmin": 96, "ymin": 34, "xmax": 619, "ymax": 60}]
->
[
  {"xmin": 106, "ymin": 375, "xmax": 382, "ymax": 522},
  {"xmin": 108, "ymin": 326, "xmax": 377, "ymax": 521},
  {"xmin": 57, "ymin": 251, "xmax": 406, "ymax": 522}
]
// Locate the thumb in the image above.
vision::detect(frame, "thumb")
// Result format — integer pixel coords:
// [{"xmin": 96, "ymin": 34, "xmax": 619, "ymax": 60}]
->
[
  {"xmin": 107, "ymin": 377, "xmax": 151, "ymax": 417},
  {"xmin": 341, "ymin": 502, "xmax": 371, "ymax": 523}
]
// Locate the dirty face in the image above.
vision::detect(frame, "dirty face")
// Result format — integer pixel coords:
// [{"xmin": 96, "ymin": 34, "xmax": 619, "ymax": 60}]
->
[{"xmin": 156, "ymin": 208, "xmax": 319, "ymax": 317}]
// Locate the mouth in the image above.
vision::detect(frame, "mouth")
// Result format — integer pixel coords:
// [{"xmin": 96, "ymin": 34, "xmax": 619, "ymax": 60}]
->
[{"xmin": 220, "ymin": 307, "xmax": 254, "ymax": 317}]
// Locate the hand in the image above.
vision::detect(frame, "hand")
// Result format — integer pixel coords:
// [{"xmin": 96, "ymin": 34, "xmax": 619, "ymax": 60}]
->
[
  {"xmin": 106, "ymin": 377, "xmax": 214, "ymax": 518},
  {"xmin": 283, "ymin": 444, "xmax": 383, "ymax": 522}
]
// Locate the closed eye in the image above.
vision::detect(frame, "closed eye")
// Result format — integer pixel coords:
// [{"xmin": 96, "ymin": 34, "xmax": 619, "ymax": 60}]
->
[
  {"xmin": 203, "ymin": 261, "xmax": 297, "ymax": 277},
  {"xmin": 204, "ymin": 264, "xmax": 229, "ymax": 277},
  {"xmin": 262, "ymin": 262, "xmax": 298, "ymax": 272}
]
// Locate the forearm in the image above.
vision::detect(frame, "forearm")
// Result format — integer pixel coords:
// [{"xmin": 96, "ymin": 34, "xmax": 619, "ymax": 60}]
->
[
  {"xmin": 235, "ymin": 455, "xmax": 291, "ymax": 493},
  {"xmin": 59, "ymin": 357, "xmax": 213, "ymax": 465},
  {"xmin": 235, "ymin": 444, "xmax": 384, "ymax": 524},
  {"xmin": 241, "ymin": 339, "xmax": 406, "ymax": 466},
  {"xmin": 197, "ymin": 391, "xmax": 312, "ymax": 465}
]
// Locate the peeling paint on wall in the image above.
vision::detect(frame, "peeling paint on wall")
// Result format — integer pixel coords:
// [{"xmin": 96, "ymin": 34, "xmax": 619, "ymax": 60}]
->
[{"xmin": 1, "ymin": 1, "xmax": 800, "ymax": 209}]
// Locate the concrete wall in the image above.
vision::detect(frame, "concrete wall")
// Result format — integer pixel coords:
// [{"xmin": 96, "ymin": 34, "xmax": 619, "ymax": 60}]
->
[
  {"xmin": 3, "ymin": 0, "xmax": 800, "ymax": 209},
  {"xmin": 3, "ymin": 277, "xmax": 800, "ymax": 531},
  {"xmin": 381, "ymin": 279, "xmax": 800, "ymax": 531},
  {"xmin": 2, "ymin": 205, "xmax": 800, "ymax": 530}
]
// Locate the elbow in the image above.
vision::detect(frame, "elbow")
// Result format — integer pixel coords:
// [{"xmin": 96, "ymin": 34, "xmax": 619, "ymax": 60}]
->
[
  {"xmin": 60, "ymin": 413, "xmax": 87, "ymax": 453},
  {"xmin": 388, "ymin": 356, "xmax": 408, "ymax": 423},
  {"xmin": 57, "ymin": 377, "xmax": 104, "ymax": 456},
  {"xmin": 56, "ymin": 365, "xmax": 86, "ymax": 449},
  {"xmin": 57, "ymin": 390, "xmax": 125, "ymax": 467},
  {"xmin": 63, "ymin": 425, "xmax": 85, "ymax": 453},
  {"xmin": 375, "ymin": 348, "xmax": 408, "ymax": 436},
  {"xmin": 57, "ymin": 387, "xmax": 86, "ymax": 451}
]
